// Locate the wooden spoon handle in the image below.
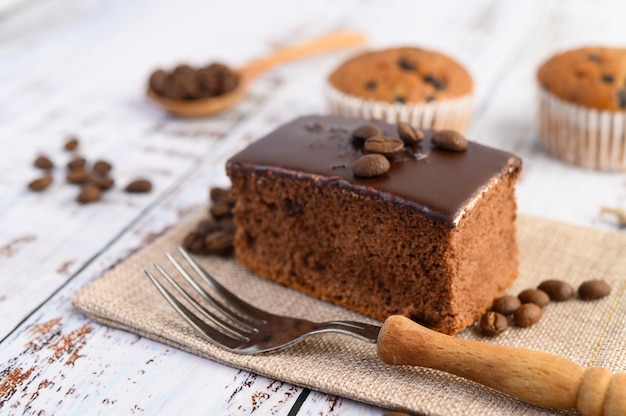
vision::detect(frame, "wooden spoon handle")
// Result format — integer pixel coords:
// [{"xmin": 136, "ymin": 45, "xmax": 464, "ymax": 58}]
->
[
  {"xmin": 238, "ymin": 31, "xmax": 366, "ymax": 81},
  {"xmin": 377, "ymin": 315, "xmax": 625, "ymax": 416}
]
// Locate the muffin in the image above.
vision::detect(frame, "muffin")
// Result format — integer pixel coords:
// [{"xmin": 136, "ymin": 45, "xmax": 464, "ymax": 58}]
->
[
  {"xmin": 537, "ymin": 46, "xmax": 626, "ymax": 171},
  {"xmin": 326, "ymin": 47, "xmax": 474, "ymax": 132}
]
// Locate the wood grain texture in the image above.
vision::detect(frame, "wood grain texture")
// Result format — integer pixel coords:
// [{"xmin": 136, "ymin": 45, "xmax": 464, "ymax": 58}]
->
[{"xmin": 0, "ymin": 0, "xmax": 625, "ymax": 414}]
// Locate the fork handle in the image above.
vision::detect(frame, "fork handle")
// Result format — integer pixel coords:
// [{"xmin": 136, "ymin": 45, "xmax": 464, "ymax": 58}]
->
[{"xmin": 377, "ymin": 316, "xmax": 626, "ymax": 416}]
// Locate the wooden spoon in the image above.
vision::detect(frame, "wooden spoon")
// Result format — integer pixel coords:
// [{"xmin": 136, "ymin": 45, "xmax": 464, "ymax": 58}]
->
[{"xmin": 146, "ymin": 31, "xmax": 367, "ymax": 117}]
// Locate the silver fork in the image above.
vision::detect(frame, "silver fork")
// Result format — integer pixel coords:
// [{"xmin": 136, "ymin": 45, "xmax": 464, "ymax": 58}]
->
[{"xmin": 145, "ymin": 247, "xmax": 625, "ymax": 416}]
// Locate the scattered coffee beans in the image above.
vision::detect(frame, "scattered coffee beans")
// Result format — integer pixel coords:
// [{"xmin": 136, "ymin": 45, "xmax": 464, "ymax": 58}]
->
[
  {"xmin": 518, "ymin": 289, "xmax": 550, "ymax": 308},
  {"xmin": 34, "ymin": 155, "xmax": 54, "ymax": 170},
  {"xmin": 513, "ymin": 303, "xmax": 542, "ymax": 327},
  {"xmin": 352, "ymin": 124, "xmax": 383, "ymax": 142},
  {"xmin": 431, "ymin": 130, "xmax": 468, "ymax": 152},
  {"xmin": 578, "ymin": 279, "xmax": 611, "ymax": 300},
  {"xmin": 352, "ymin": 154, "xmax": 390, "ymax": 178},
  {"xmin": 125, "ymin": 179, "xmax": 152, "ymax": 193},
  {"xmin": 93, "ymin": 160, "xmax": 112, "ymax": 174},
  {"xmin": 364, "ymin": 136, "xmax": 404, "ymax": 157},
  {"xmin": 491, "ymin": 295, "xmax": 521, "ymax": 315},
  {"xmin": 479, "ymin": 311, "xmax": 508, "ymax": 336},
  {"xmin": 397, "ymin": 122, "xmax": 424, "ymax": 145},
  {"xmin": 77, "ymin": 184, "xmax": 102, "ymax": 204},
  {"xmin": 182, "ymin": 186, "xmax": 237, "ymax": 256},
  {"xmin": 64, "ymin": 137, "xmax": 79, "ymax": 151},
  {"xmin": 67, "ymin": 168, "xmax": 92, "ymax": 184},
  {"xmin": 538, "ymin": 279, "xmax": 575, "ymax": 301},
  {"xmin": 90, "ymin": 175, "xmax": 115, "ymax": 191},
  {"xmin": 149, "ymin": 62, "xmax": 240, "ymax": 100},
  {"xmin": 67, "ymin": 157, "xmax": 87, "ymax": 170},
  {"xmin": 28, "ymin": 174, "xmax": 53, "ymax": 192}
]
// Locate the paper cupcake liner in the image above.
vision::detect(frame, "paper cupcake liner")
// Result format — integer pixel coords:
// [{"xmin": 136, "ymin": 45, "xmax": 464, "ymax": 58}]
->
[
  {"xmin": 326, "ymin": 85, "xmax": 474, "ymax": 133},
  {"xmin": 538, "ymin": 89, "xmax": 626, "ymax": 171}
]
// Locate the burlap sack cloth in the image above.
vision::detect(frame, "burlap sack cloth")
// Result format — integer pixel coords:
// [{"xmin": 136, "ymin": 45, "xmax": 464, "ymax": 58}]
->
[{"xmin": 73, "ymin": 212, "xmax": 626, "ymax": 415}]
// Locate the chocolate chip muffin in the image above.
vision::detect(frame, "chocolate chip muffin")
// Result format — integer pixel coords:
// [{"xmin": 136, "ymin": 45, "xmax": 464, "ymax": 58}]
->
[
  {"xmin": 537, "ymin": 46, "xmax": 626, "ymax": 170},
  {"xmin": 326, "ymin": 47, "xmax": 474, "ymax": 132}
]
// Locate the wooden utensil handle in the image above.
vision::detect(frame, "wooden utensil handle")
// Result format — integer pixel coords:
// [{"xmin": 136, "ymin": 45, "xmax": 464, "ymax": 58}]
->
[
  {"xmin": 239, "ymin": 31, "xmax": 366, "ymax": 81},
  {"xmin": 377, "ymin": 316, "xmax": 625, "ymax": 416}
]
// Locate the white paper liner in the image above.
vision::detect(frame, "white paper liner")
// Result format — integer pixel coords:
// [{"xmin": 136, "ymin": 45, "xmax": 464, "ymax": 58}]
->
[
  {"xmin": 326, "ymin": 85, "xmax": 474, "ymax": 133},
  {"xmin": 538, "ymin": 89, "xmax": 626, "ymax": 171}
]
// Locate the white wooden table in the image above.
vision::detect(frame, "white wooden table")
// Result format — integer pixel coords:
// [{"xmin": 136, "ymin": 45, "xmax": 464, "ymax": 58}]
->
[{"xmin": 1, "ymin": 0, "xmax": 625, "ymax": 414}]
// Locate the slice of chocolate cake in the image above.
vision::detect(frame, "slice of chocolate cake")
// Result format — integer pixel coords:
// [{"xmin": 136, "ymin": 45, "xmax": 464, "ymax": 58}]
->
[{"xmin": 226, "ymin": 115, "xmax": 522, "ymax": 334}]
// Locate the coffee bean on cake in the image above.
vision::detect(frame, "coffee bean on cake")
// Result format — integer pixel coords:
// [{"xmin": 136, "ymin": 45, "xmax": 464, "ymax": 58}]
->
[
  {"xmin": 537, "ymin": 279, "xmax": 575, "ymax": 301},
  {"xmin": 352, "ymin": 124, "xmax": 383, "ymax": 142},
  {"xmin": 578, "ymin": 279, "xmax": 611, "ymax": 300},
  {"xmin": 364, "ymin": 136, "xmax": 404, "ymax": 157},
  {"xmin": 352, "ymin": 154, "xmax": 390, "ymax": 178},
  {"xmin": 397, "ymin": 122, "xmax": 424, "ymax": 145},
  {"xmin": 431, "ymin": 130, "xmax": 468, "ymax": 152}
]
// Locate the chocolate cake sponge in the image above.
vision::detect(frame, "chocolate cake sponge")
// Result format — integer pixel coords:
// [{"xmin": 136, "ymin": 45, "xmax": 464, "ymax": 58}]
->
[{"xmin": 226, "ymin": 115, "xmax": 522, "ymax": 334}]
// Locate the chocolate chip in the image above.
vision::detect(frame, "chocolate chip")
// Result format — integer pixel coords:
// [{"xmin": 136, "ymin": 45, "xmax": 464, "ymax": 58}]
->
[
  {"xmin": 578, "ymin": 279, "xmax": 611, "ymax": 300},
  {"xmin": 394, "ymin": 96, "xmax": 406, "ymax": 104},
  {"xmin": 518, "ymin": 289, "xmax": 550, "ymax": 308},
  {"xmin": 352, "ymin": 124, "xmax": 383, "ymax": 142},
  {"xmin": 431, "ymin": 130, "xmax": 468, "ymax": 152},
  {"xmin": 364, "ymin": 80, "xmax": 377, "ymax": 90},
  {"xmin": 67, "ymin": 157, "xmax": 86, "ymax": 170},
  {"xmin": 617, "ymin": 89, "xmax": 626, "ymax": 109},
  {"xmin": 93, "ymin": 160, "xmax": 112, "ymax": 174},
  {"xmin": 352, "ymin": 154, "xmax": 390, "ymax": 178},
  {"xmin": 397, "ymin": 57, "xmax": 416, "ymax": 71},
  {"xmin": 397, "ymin": 122, "xmax": 424, "ymax": 145},
  {"xmin": 64, "ymin": 137, "xmax": 79, "ymax": 151},
  {"xmin": 364, "ymin": 136, "xmax": 404, "ymax": 157},
  {"xmin": 77, "ymin": 184, "xmax": 101, "ymax": 204},
  {"xmin": 513, "ymin": 303, "xmax": 542, "ymax": 327},
  {"xmin": 28, "ymin": 174, "xmax": 53, "ymax": 192},
  {"xmin": 601, "ymin": 74, "xmax": 614, "ymax": 84},
  {"xmin": 479, "ymin": 311, "xmax": 508, "ymax": 336},
  {"xmin": 491, "ymin": 295, "xmax": 521, "ymax": 315},
  {"xmin": 66, "ymin": 168, "xmax": 91, "ymax": 184},
  {"xmin": 125, "ymin": 179, "xmax": 152, "ymax": 193},
  {"xmin": 424, "ymin": 74, "xmax": 446, "ymax": 90},
  {"xmin": 425, "ymin": 95, "xmax": 435, "ymax": 103},
  {"xmin": 588, "ymin": 53, "xmax": 602, "ymax": 63},
  {"xmin": 34, "ymin": 155, "xmax": 54, "ymax": 170},
  {"xmin": 537, "ymin": 280, "xmax": 575, "ymax": 301}
]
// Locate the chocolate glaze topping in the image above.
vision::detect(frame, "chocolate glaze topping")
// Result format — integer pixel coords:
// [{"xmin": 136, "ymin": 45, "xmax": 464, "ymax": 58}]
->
[{"xmin": 227, "ymin": 115, "xmax": 522, "ymax": 227}]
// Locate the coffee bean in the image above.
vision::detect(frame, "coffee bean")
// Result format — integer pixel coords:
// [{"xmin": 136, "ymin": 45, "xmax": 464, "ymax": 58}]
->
[
  {"xmin": 90, "ymin": 175, "xmax": 114, "ymax": 191},
  {"xmin": 217, "ymin": 217, "xmax": 236, "ymax": 232},
  {"xmin": 479, "ymin": 311, "xmax": 508, "ymax": 336},
  {"xmin": 125, "ymin": 179, "xmax": 152, "ymax": 193},
  {"xmin": 210, "ymin": 187, "xmax": 235, "ymax": 204},
  {"xmin": 617, "ymin": 89, "xmax": 626, "ymax": 109},
  {"xmin": 93, "ymin": 160, "xmax": 112, "ymax": 174},
  {"xmin": 352, "ymin": 154, "xmax": 390, "ymax": 178},
  {"xmin": 34, "ymin": 155, "xmax": 54, "ymax": 170},
  {"xmin": 491, "ymin": 295, "xmax": 521, "ymax": 315},
  {"xmin": 397, "ymin": 122, "xmax": 424, "ymax": 145},
  {"xmin": 77, "ymin": 184, "xmax": 101, "ymax": 204},
  {"xmin": 513, "ymin": 303, "xmax": 542, "ymax": 327},
  {"xmin": 431, "ymin": 130, "xmax": 468, "ymax": 152},
  {"xmin": 601, "ymin": 74, "xmax": 614, "ymax": 84},
  {"xmin": 64, "ymin": 137, "xmax": 79, "ymax": 151},
  {"xmin": 28, "ymin": 174, "xmax": 53, "ymax": 191},
  {"xmin": 352, "ymin": 124, "xmax": 383, "ymax": 142},
  {"xmin": 67, "ymin": 168, "xmax": 91, "ymax": 184},
  {"xmin": 518, "ymin": 289, "xmax": 550, "ymax": 307},
  {"xmin": 537, "ymin": 280, "xmax": 575, "ymax": 301},
  {"xmin": 67, "ymin": 157, "xmax": 86, "ymax": 170},
  {"xmin": 210, "ymin": 200, "xmax": 233, "ymax": 220},
  {"xmin": 364, "ymin": 136, "xmax": 404, "ymax": 156},
  {"xmin": 578, "ymin": 279, "xmax": 611, "ymax": 300},
  {"xmin": 204, "ymin": 229, "xmax": 234, "ymax": 255}
]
